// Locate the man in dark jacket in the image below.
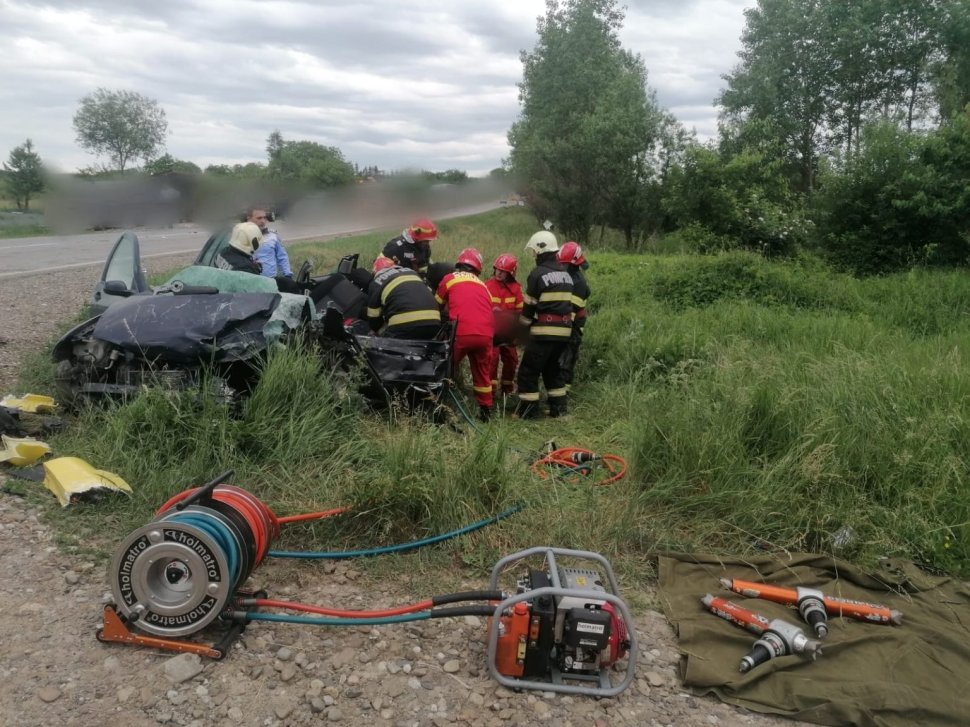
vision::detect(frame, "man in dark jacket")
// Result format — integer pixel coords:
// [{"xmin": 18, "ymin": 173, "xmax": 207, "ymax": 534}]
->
[
  {"xmin": 514, "ymin": 231, "xmax": 574, "ymax": 419},
  {"xmin": 382, "ymin": 218, "xmax": 437, "ymax": 276},
  {"xmin": 366, "ymin": 256, "xmax": 442, "ymax": 339}
]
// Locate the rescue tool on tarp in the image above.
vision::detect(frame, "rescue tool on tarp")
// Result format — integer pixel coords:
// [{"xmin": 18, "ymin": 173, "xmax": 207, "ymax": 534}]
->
[
  {"xmin": 701, "ymin": 594, "xmax": 822, "ymax": 673},
  {"xmin": 719, "ymin": 577, "xmax": 903, "ymax": 638}
]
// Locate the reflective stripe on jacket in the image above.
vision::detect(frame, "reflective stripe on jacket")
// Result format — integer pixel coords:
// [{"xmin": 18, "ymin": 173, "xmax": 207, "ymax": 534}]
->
[
  {"xmin": 367, "ymin": 266, "xmax": 441, "ymax": 333},
  {"xmin": 567, "ymin": 266, "xmax": 590, "ymax": 327},
  {"xmin": 521, "ymin": 253, "xmax": 574, "ymax": 340},
  {"xmin": 435, "ymin": 271, "xmax": 495, "ymax": 338}
]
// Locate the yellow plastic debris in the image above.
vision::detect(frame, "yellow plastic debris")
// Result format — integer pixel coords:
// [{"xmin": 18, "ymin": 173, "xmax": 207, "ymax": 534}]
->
[
  {"xmin": 1, "ymin": 393, "xmax": 57, "ymax": 413},
  {"xmin": 42, "ymin": 457, "xmax": 133, "ymax": 507},
  {"xmin": 0, "ymin": 435, "xmax": 51, "ymax": 466}
]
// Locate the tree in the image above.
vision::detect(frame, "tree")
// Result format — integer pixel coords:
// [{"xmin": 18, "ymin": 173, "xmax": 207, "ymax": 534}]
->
[
  {"xmin": 935, "ymin": 0, "xmax": 970, "ymax": 121},
  {"xmin": 3, "ymin": 139, "xmax": 44, "ymax": 210},
  {"xmin": 719, "ymin": 0, "xmax": 834, "ymax": 193},
  {"xmin": 508, "ymin": 0, "xmax": 665, "ymax": 243},
  {"xmin": 73, "ymin": 88, "xmax": 169, "ymax": 172},
  {"xmin": 143, "ymin": 153, "xmax": 201, "ymax": 175},
  {"xmin": 813, "ymin": 114, "xmax": 970, "ymax": 274},
  {"xmin": 266, "ymin": 134, "xmax": 355, "ymax": 188},
  {"xmin": 719, "ymin": 0, "xmax": 957, "ymax": 191}
]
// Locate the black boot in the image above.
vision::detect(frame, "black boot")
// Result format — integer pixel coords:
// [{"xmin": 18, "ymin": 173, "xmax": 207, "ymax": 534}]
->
[
  {"xmin": 478, "ymin": 405, "xmax": 492, "ymax": 422},
  {"xmin": 513, "ymin": 399, "xmax": 541, "ymax": 420},
  {"xmin": 548, "ymin": 397, "xmax": 568, "ymax": 418}
]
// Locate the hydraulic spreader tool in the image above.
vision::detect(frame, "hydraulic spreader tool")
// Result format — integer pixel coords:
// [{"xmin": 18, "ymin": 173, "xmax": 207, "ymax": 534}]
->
[
  {"xmin": 100, "ymin": 472, "xmax": 636, "ymax": 696},
  {"xmin": 701, "ymin": 594, "xmax": 821, "ymax": 672},
  {"xmin": 701, "ymin": 577, "xmax": 905, "ymax": 673},
  {"xmin": 719, "ymin": 578, "xmax": 903, "ymax": 638}
]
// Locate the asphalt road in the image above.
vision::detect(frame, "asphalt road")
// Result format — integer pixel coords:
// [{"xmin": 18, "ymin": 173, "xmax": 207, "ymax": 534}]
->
[{"xmin": 0, "ymin": 200, "xmax": 501, "ymax": 280}]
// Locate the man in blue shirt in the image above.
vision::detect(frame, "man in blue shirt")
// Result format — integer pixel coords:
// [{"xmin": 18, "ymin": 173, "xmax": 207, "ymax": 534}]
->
[{"xmin": 247, "ymin": 207, "xmax": 293, "ymax": 279}]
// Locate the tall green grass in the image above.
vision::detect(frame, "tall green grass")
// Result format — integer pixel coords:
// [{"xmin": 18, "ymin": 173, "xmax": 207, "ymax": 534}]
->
[{"xmin": 22, "ymin": 208, "xmax": 970, "ymax": 578}]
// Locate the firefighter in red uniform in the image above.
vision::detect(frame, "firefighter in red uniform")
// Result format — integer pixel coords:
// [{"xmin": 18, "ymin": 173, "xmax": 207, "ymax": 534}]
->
[
  {"xmin": 515, "ymin": 231, "xmax": 574, "ymax": 419},
  {"xmin": 435, "ymin": 248, "xmax": 495, "ymax": 421},
  {"xmin": 485, "ymin": 254, "xmax": 524, "ymax": 396},
  {"xmin": 557, "ymin": 241, "xmax": 590, "ymax": 390},
  {"xmin": 367, "ymin": 256, "xmax": 442, "ymax": 339}
]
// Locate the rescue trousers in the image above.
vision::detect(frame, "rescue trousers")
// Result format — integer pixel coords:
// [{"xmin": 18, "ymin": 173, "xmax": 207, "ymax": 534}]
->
[
  {"xmin": 516, "ymin": 338, "xmax": 569, "ymax": 417},
  {"xmin": 453, "ymin": 333, "xmax": 494, "ymax": 408},
  {"xmin": 559, "ymin": 326, "xmax": 583, "ymax": 389},
  {"xmin": 490, "ymin": 342, "xmax": 519, "ymax": 394}
]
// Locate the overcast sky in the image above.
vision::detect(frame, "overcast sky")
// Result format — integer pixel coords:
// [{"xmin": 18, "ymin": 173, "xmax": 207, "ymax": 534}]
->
[{"xmin": 1, "ymin": 0, "xmax": 754, "ymax": 176}]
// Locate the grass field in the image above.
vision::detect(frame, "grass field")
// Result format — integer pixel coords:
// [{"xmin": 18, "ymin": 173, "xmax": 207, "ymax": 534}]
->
[
  {"xmin": 0, "ymin": 196, "xmax": 49, "ymax": 237},
  {"xmin": 15, "ymin": 206, "xmax": 970, "ymax": 580}
]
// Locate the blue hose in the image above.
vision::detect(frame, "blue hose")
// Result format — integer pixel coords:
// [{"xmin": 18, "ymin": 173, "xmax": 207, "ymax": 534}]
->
[
  {"xmin": 269, "ymin": 504, "xmax": 522, "ymax": 559},
  {"xmin": 168, "ymin": 511, "xmax": 242, "ymax": 586},
  {"xmin": 242, "ymin": 611, "xmax": 431, "ymax": 626}
]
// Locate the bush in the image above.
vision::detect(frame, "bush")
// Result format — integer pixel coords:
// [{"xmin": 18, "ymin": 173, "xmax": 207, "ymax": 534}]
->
[
  {"xmin": 813, "ymin": 118, "xmax": 970, "ymax": 275},
  {"xmin": 650, "ymin": 251, "xmax": 853, "ymax": 311}
]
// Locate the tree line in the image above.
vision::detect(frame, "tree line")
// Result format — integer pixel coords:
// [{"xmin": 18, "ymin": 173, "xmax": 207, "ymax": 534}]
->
[
  {"xmin": 508, "ymin": 0, "xmax": 970, "ymax": 274},
  {"xmin": 2, "ymin": 89, "xmax": 475, "ymax": 211}
]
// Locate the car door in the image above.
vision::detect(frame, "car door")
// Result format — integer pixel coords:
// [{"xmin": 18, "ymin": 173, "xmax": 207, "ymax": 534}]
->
[
  {"xmin": 194, "ymin": 228, "xmax": 232, "ymax": 267},
  {"xmin": 90, "ymin": 231, "xmax": 150, "ymax": 315}
]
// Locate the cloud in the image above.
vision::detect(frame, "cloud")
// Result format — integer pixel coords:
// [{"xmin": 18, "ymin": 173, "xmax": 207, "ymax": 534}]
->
[{"xmin": 1, "ymin": 0, "xmax": 752, "ymax": 175}]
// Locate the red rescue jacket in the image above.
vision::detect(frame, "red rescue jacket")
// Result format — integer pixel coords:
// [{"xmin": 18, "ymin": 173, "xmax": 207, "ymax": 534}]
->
[
  {"xmin": 485, "ymin": 276, "xmax": 524, "ymax": 340},
  {"xmin": 435, "ymin": 271, "xmax": 495, "ymax": 338}
]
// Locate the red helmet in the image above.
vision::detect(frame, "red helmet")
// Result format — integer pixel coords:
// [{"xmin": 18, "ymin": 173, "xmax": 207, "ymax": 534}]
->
[
  {"xmin": 557, "ymin": 241, "xmax": 586, "ymax": 266},
  {"xmin": 407, "ymin": 218, "xmax": 438, "ymax": 242},
  {"xmin": 372, "ymin": 255, "xmax": 395, "ymax": 273},
  {"xmin": 456, "ymin": 247, "xmax": 484, "ymax": 274},
  {"xmin": 492, "ymin": 254, "xmax": 518, "ymax": 275}
]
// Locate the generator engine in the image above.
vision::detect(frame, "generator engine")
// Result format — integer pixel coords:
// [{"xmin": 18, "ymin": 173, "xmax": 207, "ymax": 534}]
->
[{"xmin": 486, "ymin": 547, "xmax": 637, "ymax": 697}]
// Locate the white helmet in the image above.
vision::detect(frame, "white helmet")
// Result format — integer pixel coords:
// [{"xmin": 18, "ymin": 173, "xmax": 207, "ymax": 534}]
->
[
  {"xmin": 229, "ymin": 222, "xmax": 263, "ymax": 254},
  {"xmin": 525, "ymin": 230, "xmax": 559, "ymax": 256}
]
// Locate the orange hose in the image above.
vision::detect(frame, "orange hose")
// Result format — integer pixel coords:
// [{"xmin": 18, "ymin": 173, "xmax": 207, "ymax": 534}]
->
[
  {"xmin": 530, "ymin": 447, "xmax": 627, "ymax": 486},
  {"xmin": 251, "ymin": 597, "xmax": 434, "ymax": 617},
  {"xmin": 277, "ymin": 507, "xmax": 350, "ymax": 524}
]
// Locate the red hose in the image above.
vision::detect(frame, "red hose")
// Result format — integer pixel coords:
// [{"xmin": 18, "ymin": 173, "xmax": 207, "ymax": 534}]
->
[
  {"xmin": 249, "ymin": 597, "xmax": 435, "ymax": 617},
  {"xmin": 156, "ymin": 485, "xmax": 280, "ymax": 565}
]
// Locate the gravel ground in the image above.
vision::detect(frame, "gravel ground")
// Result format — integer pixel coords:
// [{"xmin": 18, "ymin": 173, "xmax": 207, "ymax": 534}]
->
[{"xmin": 0, "ymin": 261, "xmax": 801, "ymax": 727}]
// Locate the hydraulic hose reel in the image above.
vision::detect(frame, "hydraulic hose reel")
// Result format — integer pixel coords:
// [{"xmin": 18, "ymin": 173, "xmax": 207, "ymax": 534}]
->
[
  {"xmin": 101, "ymin": 471, "xmax": 275, "ymax": 654},
  {"xmin": 486, "ymin": 547, "xmax": 638, "ymax": 697}
]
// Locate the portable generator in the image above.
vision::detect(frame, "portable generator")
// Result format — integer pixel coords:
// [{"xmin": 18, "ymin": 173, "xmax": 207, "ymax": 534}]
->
[{"xmin": 485, "ymin": 547, "xmax": 637, "ymax": 696}]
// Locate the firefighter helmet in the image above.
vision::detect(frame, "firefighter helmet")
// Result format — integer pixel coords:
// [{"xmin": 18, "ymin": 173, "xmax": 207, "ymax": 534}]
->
[
  {"xmin": 407, "ymin": 218, "xmax": 438, "ymax": 242},
  {"xmin": 492, "ymin": 253, "xmax": 518, "ymax": 275},
  {"xmin": 456, "ymin": 247, "xmax": 484, "ymax": 274},
  {"xmin": 372, "ymin": 255, "xmax": 395, "ymax": 273},
  {"xmin": 525, "ymin": 230, "xmax": 559, "ymax": 256},
  {"xmin": 557, "ymin": 241, "xmax": 586, "ymax": 266},
  {"xmin": 229, "ymin": 222, "xmax": 262, "ymax": 254}
]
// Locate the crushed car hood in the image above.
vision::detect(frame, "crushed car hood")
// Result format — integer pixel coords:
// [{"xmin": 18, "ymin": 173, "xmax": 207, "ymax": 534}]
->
[{"xmin": 91, "ymin": 293, "xmax": 289, "ymax": 364}]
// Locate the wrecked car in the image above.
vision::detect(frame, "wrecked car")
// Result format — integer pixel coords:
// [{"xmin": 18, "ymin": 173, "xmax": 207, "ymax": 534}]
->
[{"xmin": 53, "ymin": 230, "xmax": 453, "ymax": 411}]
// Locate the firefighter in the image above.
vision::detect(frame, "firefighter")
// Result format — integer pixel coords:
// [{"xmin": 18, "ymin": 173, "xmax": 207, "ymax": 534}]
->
[
  {"xmin": 382, "ymin": 218, "xmax": 437, "ymax": 276},
  {"xmin": 435, "ymin": 248, "xmax": 495, "ymax": 421},
  {"xmin": 514, "ymin": 231, "xmax": 574, "ymax": 419},
  {"xmin": 485, "ymin": 253, "xmax": 524, "ymax": 396},
  {"xmin": 215, "ymin": 222, "xmax": 263, "ymax": 274},
  {"xmin": 366, "ymin": 256, "xmax": 442, "ymax": 339},
  {"xmin": 557, "ymin": 241, "xmax": 590, "ymax": 391}
]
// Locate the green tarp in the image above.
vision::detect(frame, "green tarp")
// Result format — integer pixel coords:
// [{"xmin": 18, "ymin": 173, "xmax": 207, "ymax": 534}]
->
[{"xmin": 658, "ymin": 552, "xmax": 970, "ymax": 727}]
